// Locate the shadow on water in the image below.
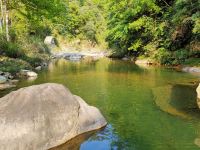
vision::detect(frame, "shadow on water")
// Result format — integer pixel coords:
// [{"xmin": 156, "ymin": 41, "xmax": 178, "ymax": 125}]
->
[
  {"xmin": 50, "ymin": 128, "xmax": 103, "ymax": 150},
  {"xmin": 170, "ymin": 84, "xmax": 200, "ymax": 118},
  {"xmin": 152, "ymin": 83, "xmax": 200, "ymax": 119}
]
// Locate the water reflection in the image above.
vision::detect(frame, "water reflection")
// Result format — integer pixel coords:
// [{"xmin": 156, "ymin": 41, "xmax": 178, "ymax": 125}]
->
[{"xmin": 1, "ymin": 58, "xmax": 200, "ymax": 150}]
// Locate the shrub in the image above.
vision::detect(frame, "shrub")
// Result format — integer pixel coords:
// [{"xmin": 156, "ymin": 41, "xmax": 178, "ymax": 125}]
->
[
  {"xmin": 154, "ymin": 48, "xmax": 173, "ymax": 65},
  {"xmin": 0, "ymin": 57, "xmax": 31, "ymax": 74},
  {"xmin": 0, "ymin": 41, "xmax": 25, "ymax": 58}
]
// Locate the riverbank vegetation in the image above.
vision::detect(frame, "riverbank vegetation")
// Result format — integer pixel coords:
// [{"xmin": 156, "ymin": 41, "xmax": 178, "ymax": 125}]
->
[
  {"xmin": 0, "ymin": 0, "xmax": 199, "ymax": 73},
  {"xmin": 106, "ymin": 0, "xmax": 200, "ymax": 66}
]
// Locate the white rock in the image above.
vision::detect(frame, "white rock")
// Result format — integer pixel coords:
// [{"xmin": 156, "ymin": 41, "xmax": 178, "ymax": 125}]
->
[
  {"xmin": 44, "ymin": 36, "xmax": 55, "ymax": 45},
  {"xmin": 35, "ymin": 66, "xmax": 42, "ymax": 71},
  {"xmin": 20, "ymin": 70, "xmax": 38, "ymax": 77}
]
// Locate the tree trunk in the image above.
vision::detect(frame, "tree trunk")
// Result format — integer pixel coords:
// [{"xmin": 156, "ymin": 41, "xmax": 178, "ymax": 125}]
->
[
  {"xmin": 0, "ymin": 0, "xmax": 3, "ymax": 32},
  {"xmin": 5, "ymin": 10, "xmax": 9, "ymax": 41},
  {"xmin": 5, "ymin": 1, "xmax": 9, "ymax": 41}
]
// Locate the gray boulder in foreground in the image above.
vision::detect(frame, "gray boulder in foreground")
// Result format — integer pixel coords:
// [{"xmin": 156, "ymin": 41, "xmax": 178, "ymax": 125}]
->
[{"xmin": 0, "ymin": 83, "xmax": 107, "ymax": 150}]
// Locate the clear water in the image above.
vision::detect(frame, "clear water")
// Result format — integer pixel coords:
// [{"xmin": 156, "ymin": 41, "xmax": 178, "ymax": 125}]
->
[{"xmin": 1, "ymin": 58, "xmax": 200, "ymax": 150}]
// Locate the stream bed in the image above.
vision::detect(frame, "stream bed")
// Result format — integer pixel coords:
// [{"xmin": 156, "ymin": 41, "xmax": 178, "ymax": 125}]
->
[{"xmin": 1, "ymin": 58, "xmax": 200, "ymax": 150}]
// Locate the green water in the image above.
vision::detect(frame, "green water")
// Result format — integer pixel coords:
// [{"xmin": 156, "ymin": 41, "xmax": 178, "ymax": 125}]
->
[{"xmin": 1, "ymin": 58, "xmax": 200, "ymax": 150}]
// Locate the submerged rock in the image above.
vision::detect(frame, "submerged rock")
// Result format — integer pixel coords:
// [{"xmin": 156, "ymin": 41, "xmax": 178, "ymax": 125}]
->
[
  {"xmin": 122, "ymin": 57, "xmax": 129, "ymax": 61},
  {"xmin": 0, "ymin": 83, "xmax": 107, "ymax": 150}
]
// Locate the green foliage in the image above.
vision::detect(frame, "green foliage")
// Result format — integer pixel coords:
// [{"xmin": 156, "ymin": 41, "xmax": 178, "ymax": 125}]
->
[
  {"xmin": 105, "ymin": 0, "xmax": 199, "ymax": 65},
  {"xmin": 0, "ymin": 41, "xmax": 25, "ymax": 58},
  {"xmin": 64, "ymin": 0, "xmax": 107, "ymax": 46},
  {"xmin": 0, "ymin": 57, "xmax": 31, "ymax": 73},
  {"xmin": 1, "ymin": 0, "xmax": 199, "ymax": 67}
]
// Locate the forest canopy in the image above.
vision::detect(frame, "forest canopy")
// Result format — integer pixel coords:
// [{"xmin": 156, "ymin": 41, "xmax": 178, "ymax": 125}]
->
[{"xmin": 0, "ymin": 0, "xmax": 200, "ymax": 66}]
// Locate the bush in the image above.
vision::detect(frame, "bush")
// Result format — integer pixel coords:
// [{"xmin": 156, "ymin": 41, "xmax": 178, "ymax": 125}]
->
[
  {"xmin": 0, "ymin": 41, "xmax": 25, "ymax": 58},
  {"xmin": 173, "ymin": 49, "xmax": 189, "ymax": 63},
  {"xmin": 0, "ymin": 57, "xmax": 31, "ymax": 74},
  {"xmin": 154, "ymin": 48, "xmax": 173, "ymax": 65}
]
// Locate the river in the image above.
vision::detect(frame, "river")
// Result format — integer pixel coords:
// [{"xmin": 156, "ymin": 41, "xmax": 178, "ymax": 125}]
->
[{"xmin": 1, "ymin": 58, "xmax": 200, "ymax": 150}]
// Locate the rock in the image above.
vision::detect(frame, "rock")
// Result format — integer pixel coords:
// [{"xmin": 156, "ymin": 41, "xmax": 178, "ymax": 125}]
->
[
  {"xmin": 20, "ymin": 70, "xmax": 38, "ymax": 77},
  {"xmin": 197, "ymin": 84, "xmax": 200, "ymax": 108},
  {"xmin": 35, "ymin": 66, "xmax": 42, "ymax": 71},
  {"xmin": 122, "ymin": 57, "xmax": 129, "ymax": 61},
  {"xmin": 0, "ymin": 83, "xmax": 16, "ymax": 90},
  {"xmin": 27, "ymin": 76, "xmax": 37, "ymax": 81},
  {"xmin": 41, "ymin": 62, "xmax": 48, "ymax": 67},
  {"xmin": 9, "ymin": 79, "xmax": 19, "ymax": 84},
  {"xmin": 182, "ymin": 67, "xmax": 200, "ymax": 73},
  {"xmin": 44, "ymin": 36, "xmax": 56, "ymax": 46},
  {"xmin": 0, "ymin": 75, "xmax": 7, "ymax": 84},
  {"xmin": 135, "ymin": 59, "xmax": 153, "ymax": 65},
  {"xmin": 3, "ymin": 72, "xmax": 11, "ymax": 77},
  {"xmin": 0, "ymin": 72, "xmax": 13, "ymax": 80},
  {"xmin": 0, "ymin": 83, "xmax": 107, "ymax": 150},
  {"xmin": 197, "ymin": 84, "xmax": 200, "ymax": 99}
]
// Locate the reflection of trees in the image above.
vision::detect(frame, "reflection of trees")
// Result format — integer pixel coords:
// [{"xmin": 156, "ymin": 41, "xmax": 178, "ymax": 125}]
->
[
  {"xmin": 107, "ymin": 60, "xmax": 146, "ymax": 74},
  {"xmin": 81, "ymin": 124, "xmax": 129, "ymax": 150},
  {"xmin": 50, "ymin": 130, "xmax": 96, "ymax": 150},
  {"xmin": 152, "ymin": 83, "xmax": 200, "ymax": 119},
  {"xmin": 49, "ymin": 59, "xmax": 98, "ymax": 74}
]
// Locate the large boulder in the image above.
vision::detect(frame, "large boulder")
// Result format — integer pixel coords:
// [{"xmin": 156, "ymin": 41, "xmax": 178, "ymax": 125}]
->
[{"xmin": 0, "ymin": 83, "xmax": 107, "ymax": 150}]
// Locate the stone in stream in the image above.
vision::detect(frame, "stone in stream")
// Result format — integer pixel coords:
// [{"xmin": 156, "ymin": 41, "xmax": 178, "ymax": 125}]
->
[
  {"xmin": 182, "ymin": 67, "xmax": 200, "ymax": 73},
  {"xmin": 0, "ymin": 82, "xmax": 16, "ymax": 90},
  {"xmin": 20, "ymin": 69, "xmax": 38, "ymax": 77},
  {"xmin": 0, "ymin": 75, "xmax": 7, "ymax": 84},
  {"xmin": 0, "ymin": 83, "xmax": 107, "ymax": 150},
  {"xmin": 35, "ymin": 66, "xmax": 42, "ymax": 71}
]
